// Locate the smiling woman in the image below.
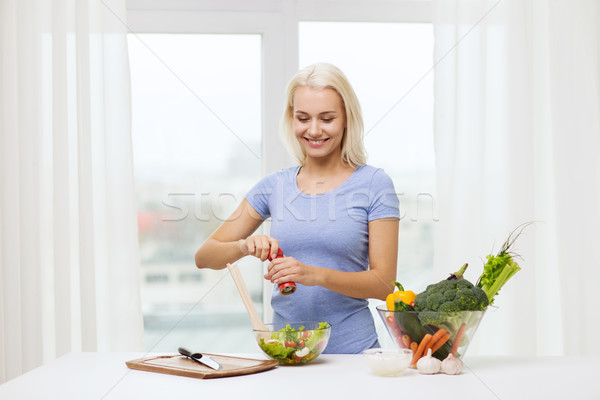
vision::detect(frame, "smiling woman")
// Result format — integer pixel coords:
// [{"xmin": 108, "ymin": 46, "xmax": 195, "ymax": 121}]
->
[
  {"xmin": 194, "ymin": 62, "xmax": 400, "ymax": 354},
  {"xmin": 126, "ymin": 0, "xmax": 435, "ymax": 355}
]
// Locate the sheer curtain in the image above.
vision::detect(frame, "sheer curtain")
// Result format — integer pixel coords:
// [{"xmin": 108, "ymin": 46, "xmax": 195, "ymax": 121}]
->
[
  {"xmin": 0, "ymin": 0, "xmax": 143, "ymax": 383},
  {"xmin": 433, "ymin": 0, "xmax": 600, "ymax": 356}
]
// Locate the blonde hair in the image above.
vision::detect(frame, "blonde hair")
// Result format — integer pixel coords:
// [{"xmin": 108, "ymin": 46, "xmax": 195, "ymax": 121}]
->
[{"xmin": 280, "ymin": 63, "xmax": 367, "ymax": 167}]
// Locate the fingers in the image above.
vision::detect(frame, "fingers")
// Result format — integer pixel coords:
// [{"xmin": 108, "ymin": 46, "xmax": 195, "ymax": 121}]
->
[
  {"xmin": 257, "ymin": 236, "xmax": 270, "ymax": 261},
  {"xmin": 264, "ymin": 257, "xmax": 298, "ymax": 284},
  {"xmin": 244, "ymin": 235, "xmax": 279, "ymax": 262},
  {"xmin": 269, "ymin": 243, "xmax": 280, "ymax": 261}
]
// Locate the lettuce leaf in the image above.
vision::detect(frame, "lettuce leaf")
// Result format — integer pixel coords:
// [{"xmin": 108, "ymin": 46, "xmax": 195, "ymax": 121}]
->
[
  {"xmin": 303, "ymin": 322, "xmax": 329, "ymax": 350},
  {"xmin": 259, "ymin": 339, "xmax": 295, "ymax": 360}
]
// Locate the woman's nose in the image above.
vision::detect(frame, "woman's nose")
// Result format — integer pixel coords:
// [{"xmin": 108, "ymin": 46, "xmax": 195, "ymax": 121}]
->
[{"xmin": 307, "ymin": 120, "xmax": 321, "ymax": 137}]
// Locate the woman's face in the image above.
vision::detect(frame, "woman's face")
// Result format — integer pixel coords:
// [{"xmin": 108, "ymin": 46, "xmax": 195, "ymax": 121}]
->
[{"xmin": 293, "ymin": 86, "xmax": 346, "ymax": 162}]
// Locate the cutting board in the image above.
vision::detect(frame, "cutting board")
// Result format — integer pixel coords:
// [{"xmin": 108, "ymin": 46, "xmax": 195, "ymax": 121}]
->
[{"xmin": 126, "ymin": 354, "xmax": 279, "ymax": 379}]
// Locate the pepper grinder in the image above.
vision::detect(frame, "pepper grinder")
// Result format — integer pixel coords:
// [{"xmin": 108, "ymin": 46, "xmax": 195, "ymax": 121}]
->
[{"xmin": 268, "ymin": 248, "xmax": 297, "ymax": 295}]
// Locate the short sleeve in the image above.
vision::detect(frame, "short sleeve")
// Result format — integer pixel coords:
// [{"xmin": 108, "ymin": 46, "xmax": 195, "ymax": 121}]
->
[
  {"xmin": 244, "ymin": 172, "xmax": 277, "ymax": 219},
  {"xmin": 368, "ymin": 169, "xmax": 400, "ymax": 221}
]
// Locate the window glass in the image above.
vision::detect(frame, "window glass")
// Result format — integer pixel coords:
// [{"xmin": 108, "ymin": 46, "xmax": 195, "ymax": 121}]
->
[
  {"xmin": 299, "ymin": 22, "xmax": 436, "ymax": 346},
  {"xmin": 128, "ymin": 34, "xmax": 263, "ymax": 352}
]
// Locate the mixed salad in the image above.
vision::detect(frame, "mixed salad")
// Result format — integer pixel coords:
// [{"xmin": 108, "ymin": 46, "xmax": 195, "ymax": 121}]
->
[{"xmin": 258, "ymin": 322, "xmax": 330, "ymax": 365}]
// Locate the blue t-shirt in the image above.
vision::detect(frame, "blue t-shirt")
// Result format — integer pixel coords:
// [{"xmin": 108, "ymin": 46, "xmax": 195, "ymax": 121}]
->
[{"xmin": 245, "ymin": 165, "xmax": 399, "ymax": 354}]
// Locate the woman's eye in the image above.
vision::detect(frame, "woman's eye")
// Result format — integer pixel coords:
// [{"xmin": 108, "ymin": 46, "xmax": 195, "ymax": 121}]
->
[
  {"xmin": 297, "ymin": 117, "xmax": 309, "ymax": 122},
  {"xmin": 321, "ymin": 118, "xmax": 333, "ymax": 123}
]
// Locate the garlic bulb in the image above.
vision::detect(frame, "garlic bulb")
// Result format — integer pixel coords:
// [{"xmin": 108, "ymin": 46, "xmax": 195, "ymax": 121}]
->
[
  {"xmin": 416, "ymin": 348, "xmax": 441, "ymax": 374},
  {"xmin": 441, "ymin": 353, "xmax": 463, "ymax": 375}
]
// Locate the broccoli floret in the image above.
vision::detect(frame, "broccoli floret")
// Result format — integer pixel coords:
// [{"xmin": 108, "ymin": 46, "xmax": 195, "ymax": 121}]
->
[
  {"xmin": 413, "ymin": 278, "xmax": 488, "ymax": 335},
  {"xmin": 442, "ymin": 288, "xmax": 457, "ymax": 303},
  {"xmin": 425, "ymin": 292, "xmax": 444, "ymax": 310},
  {"xmin": 456, "ymin": 279, "xmax": 474, "ymax": 290},
  {"xmin": 438, "ymin": 302, "xmax": 461, "ymax": 312},
  {"xmin": 413, "ymin": 293, "xmax": 426, "ymax": 310},
  {"xmin": 456, "ymin": 289, "xmax": 479, "ymax": 310},
  {"xmin": 414, "ymin": 278, "xmax": 489, "ymax": 313}
]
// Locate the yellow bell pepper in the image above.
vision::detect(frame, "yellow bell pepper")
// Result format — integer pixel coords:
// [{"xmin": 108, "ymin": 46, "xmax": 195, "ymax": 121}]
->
[{"xmin": 386, "ymin": 281, "xmax": 416, "ymax": 311}]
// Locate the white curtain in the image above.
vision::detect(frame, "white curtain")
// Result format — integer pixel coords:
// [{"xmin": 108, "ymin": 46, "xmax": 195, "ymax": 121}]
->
[
  {"xmin": 433, "ymin": 0, "xmax": 600, "ymax": 356},
  {"xmin": 0, "ymin": 0, "xmax": 144, "ymax": 383}
]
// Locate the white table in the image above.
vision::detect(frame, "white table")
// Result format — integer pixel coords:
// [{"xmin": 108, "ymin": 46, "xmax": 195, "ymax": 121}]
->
[{"xmin": 0, "ymin": 352, "xmax": 598, "ymax": 399}]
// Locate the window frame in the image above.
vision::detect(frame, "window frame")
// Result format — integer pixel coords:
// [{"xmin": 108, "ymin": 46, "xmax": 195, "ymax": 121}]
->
[{"xmin": 126, "ymin": 0, "xmax": 433, "ymax": 323}]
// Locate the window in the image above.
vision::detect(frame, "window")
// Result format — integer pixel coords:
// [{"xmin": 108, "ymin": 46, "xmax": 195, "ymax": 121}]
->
[
  {"xmin": 129, "ymin": 33, "xmax": 264, "ymax": 352},
  {"xmin": 127, "ymin": 0, "xmax": 434, "ymax": 352}
]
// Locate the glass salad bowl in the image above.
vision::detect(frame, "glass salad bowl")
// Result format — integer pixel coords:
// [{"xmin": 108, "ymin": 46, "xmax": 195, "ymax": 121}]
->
[
  {"xmin": 376, "ymin": 306, "xmax": 486, "ymax": 362},
  {"xmin": 253, "ymin": 322, "xmax": 331, "ymax": 366}
]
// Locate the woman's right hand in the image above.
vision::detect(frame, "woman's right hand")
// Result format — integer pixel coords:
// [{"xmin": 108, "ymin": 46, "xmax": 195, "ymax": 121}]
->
[{"xmin": 239, "ymin": 235, "xmax": 279, "ymax": 262}]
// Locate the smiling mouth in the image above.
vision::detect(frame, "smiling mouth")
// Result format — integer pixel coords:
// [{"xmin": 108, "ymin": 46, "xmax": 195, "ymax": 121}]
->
[{"xmin": 304, "ymin": 138, "xmax": 329, "ymax": 146}]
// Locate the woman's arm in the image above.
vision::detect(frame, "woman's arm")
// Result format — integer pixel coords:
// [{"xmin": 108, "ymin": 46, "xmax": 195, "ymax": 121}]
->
[
  {"xmin": 195, "ymin": 198, "xmax": 279, "ymax": 269},
  {"xmin": 264, "ymin": 217, "xmax": 399, "ymax": 300}
]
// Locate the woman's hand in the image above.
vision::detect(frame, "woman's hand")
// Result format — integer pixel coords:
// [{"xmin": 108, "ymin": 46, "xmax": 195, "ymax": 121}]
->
[
  {"xmin": 264, "ymin": 257, "xmax": 319, "ymax": 287},
  {"xmin": 240, "ymin": 235, "xmax": 279, "ymax": 262}
]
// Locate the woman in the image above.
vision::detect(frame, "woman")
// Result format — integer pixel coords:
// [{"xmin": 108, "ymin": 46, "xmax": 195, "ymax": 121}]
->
[{"xmin": 195, "ymin": 63, "xmax": 399, "ymax": 353}]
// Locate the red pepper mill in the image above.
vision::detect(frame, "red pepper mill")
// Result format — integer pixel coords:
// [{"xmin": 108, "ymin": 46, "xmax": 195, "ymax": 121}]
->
[{"xmin": 268, "ymin": 248, "xmax": 297, "ymax": 295}]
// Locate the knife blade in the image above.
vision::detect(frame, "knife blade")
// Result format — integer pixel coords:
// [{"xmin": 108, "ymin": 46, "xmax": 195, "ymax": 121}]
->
[{"xmin": 178, "ymin": 347, "xmax": 222, "ymax": 370}]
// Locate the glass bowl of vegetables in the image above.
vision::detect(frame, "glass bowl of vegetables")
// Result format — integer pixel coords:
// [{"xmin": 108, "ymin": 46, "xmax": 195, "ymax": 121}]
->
[
  {"xmin": 253, "ymin": 322, "xmax": 331, "ymax": 366},
  {"xmin": 377, "ymin": 306, "xmax": 486, "ymax": 364},
  {"xmin": 376, "ymin": 224, "xmax": 532, "ymax": 367}
]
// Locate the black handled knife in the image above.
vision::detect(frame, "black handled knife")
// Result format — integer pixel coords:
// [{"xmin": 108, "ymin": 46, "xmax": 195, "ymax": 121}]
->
[{"xmin": 178, "ymin": 347, "xmax": 222, "ymax": 370}]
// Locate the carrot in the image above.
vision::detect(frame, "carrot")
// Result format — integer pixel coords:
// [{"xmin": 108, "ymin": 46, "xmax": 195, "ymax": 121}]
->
[
  {"xmin": 410, "ymin": 341, "xmax": 418, "ymax": 353},
  {"xmin": 450, "ymin": 323, "xmax": 467, "ymax": 356},
  {"xmin": 411, "ymin": 333, "xmax": 432, "ymax": 366},
  {"xmin": 402, "ymin": 335, "xmax": 411, "ymax": 348},
  {"xmin": 430, "ymin": 332, "xmax": 451, "ymax": 354},
  {"xmin": 426, "ymin": 328, "xmax": 448, "ymax": 351}
]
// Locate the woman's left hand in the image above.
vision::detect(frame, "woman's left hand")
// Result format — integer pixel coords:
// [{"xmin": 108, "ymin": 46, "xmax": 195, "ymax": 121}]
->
[{"xmin": 264, "ymin": 256, "xmax": 319, "ymax": 287}]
